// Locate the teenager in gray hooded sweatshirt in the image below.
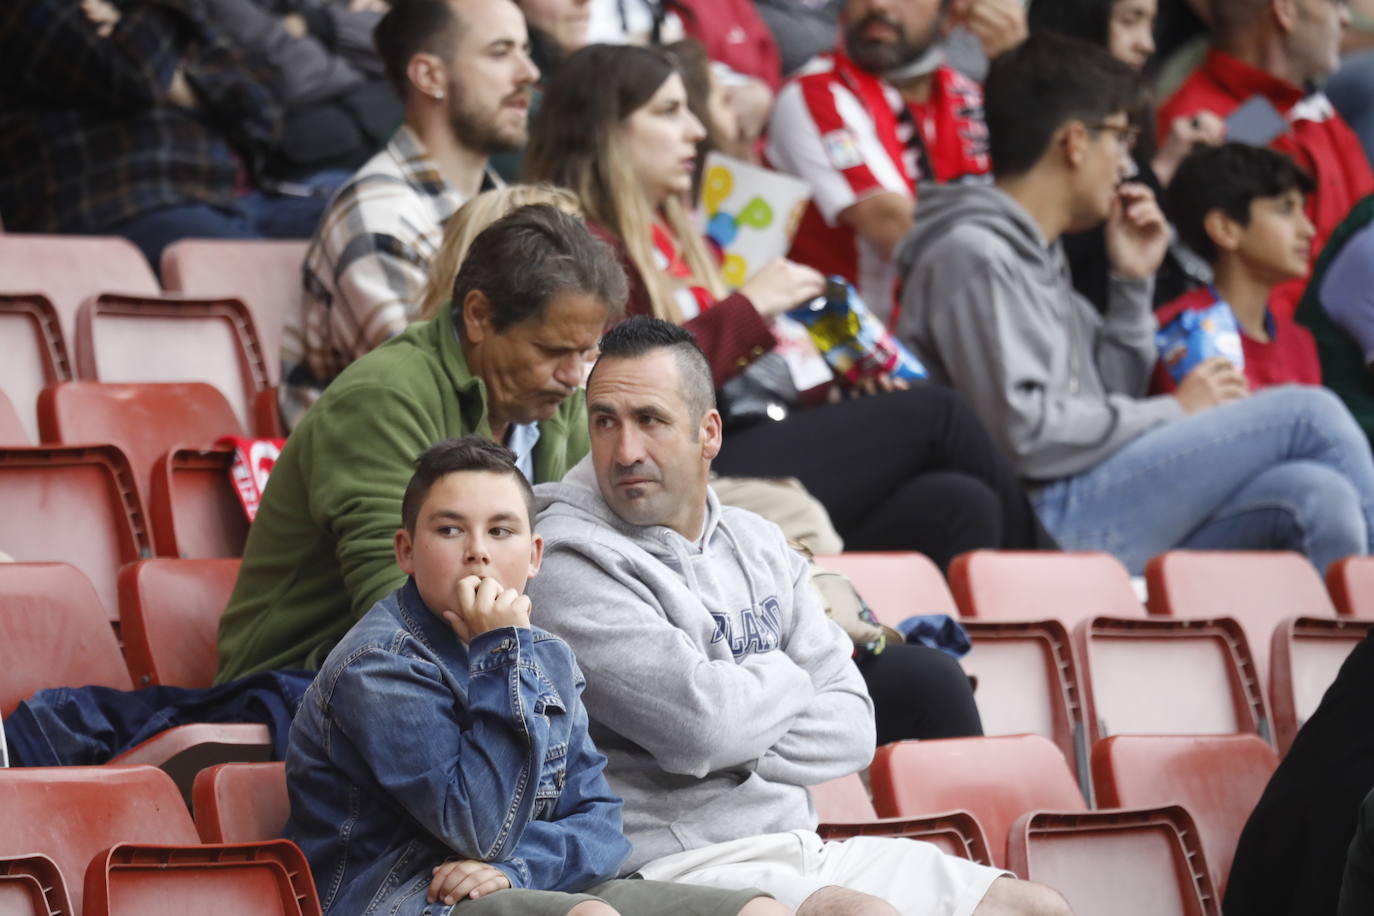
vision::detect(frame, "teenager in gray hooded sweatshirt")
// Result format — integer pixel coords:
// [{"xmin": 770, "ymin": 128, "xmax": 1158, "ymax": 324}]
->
[
  {"xmin": 895, "ymin": 31, "xmax": 1374, "ymax": 577},
  {"xmin": 528, "ymin": 317, "xmax": 1072, "ymax": 915}
]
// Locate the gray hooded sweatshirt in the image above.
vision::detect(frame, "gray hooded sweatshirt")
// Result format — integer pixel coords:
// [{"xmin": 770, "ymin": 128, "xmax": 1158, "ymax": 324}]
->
[
  {"xmin": 528, "ymin": 458, "xmax": 875, "ymax": 874},
  {"xmin": 894, "ymin": 183, "xmax": 1185, "ymax": 481}
]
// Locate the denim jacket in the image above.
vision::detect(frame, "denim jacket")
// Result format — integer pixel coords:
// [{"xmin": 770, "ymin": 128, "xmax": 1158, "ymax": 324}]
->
[{"xmin": 284, "ymin": 579, "xmax": 630, "ymax": 915}]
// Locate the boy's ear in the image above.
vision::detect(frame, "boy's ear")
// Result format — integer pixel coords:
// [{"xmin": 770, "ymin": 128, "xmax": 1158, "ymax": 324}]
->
[
  {"xmin": 527, "ymin": 533, "xmax": 545, "ymax": 580},
  {"xmin": 1204, "ymin": 208, "xmax": 1244, "ymax": 253},
  {"xmin": 1061, "ymin": 121, "xmax": 1088, "ymax": 168},
  {"xmin": 395, "ymin": 528, "xmax": 415, "ymax": 575},
  {"xmin": 1272, "ymin": 0, "xmax": 1299, "ymax": 33}
]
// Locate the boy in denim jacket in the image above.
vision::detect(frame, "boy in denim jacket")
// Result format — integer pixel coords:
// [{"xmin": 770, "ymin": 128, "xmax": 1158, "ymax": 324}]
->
[{"xmin": 285, "ymin": 436, "xmax": 782, "ymax": 916}]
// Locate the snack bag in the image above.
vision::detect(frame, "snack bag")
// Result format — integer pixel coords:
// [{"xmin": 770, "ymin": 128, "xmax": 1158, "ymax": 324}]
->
[
  {"xmin": 788, "ymin": 277, "xmax": 927, "ymax": 384},
  {"xmin": 1155, "ymin": 301, "xmax": 1246, "ymax": 384}
]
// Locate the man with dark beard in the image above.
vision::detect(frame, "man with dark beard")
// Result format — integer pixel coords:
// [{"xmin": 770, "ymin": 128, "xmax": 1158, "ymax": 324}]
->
[
  {"xmin": 766, "ymin": 0, "xmax": 1024, "ymax": 321},
  {"xmin": 282, "ymin": 0, "xmax": 539, "ymax": 427}
]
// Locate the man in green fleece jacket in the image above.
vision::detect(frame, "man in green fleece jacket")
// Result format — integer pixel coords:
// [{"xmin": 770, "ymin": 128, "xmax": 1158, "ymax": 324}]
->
[{"xmin": 215, "ymin": 205, "xmax": 627, "ymax": 682}]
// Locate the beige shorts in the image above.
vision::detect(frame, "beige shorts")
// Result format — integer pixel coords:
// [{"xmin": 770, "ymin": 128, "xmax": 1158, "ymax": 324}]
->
[{"xmin": 635, "ymin": 830, "xmax": 1010, "ymax": 916}]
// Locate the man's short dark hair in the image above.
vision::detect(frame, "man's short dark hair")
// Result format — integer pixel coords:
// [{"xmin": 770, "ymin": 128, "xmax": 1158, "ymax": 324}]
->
[
  {"xmin": 451, "ymin": 203, "xmax": 628, "ymax": 333},
  {"xmin": 592, "ymin": 316, "xmax": 716, "ymax": 423},
  {"xmin": 1166, "ymin": 143, "xmax": 1317, "ymax": 263},
  {"xmin": 374, "ymin": 0, "xmax": 462, "ymax": 97},
  {"xmin": 401, "ymin": 436, "xmax": 535, "ymax": 532},
  {"xmin": 984, "ymin": 31, "xmax": 1140, "ymax": 178}
]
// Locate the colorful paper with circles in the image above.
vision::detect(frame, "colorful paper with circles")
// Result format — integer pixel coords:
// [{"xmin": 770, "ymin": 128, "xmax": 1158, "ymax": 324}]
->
[{"xmin": 698, "ymin": 152, "xmax": 812, "ymax": 287}]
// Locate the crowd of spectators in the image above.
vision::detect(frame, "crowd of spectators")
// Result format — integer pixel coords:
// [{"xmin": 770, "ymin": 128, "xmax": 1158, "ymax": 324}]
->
[{"xmin": 9, "ymin": 0, "xmax": 1374, "ymax": 911}]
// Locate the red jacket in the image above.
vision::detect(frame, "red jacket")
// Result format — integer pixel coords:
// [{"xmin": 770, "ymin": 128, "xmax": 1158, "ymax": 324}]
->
[
  {"xmin": 674, "ymin": 0, "xmax": 782, "ymax": 90},
  {"xmin": 1158, "ymin": 49, "xmax": 1374, "ymax": 319},
  {"xmin": 1150, "ymin": 286, "xmax": 1322, "ymax": 393}
]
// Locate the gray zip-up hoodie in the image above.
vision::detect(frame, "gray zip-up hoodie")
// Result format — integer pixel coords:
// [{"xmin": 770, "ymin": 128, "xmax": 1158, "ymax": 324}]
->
[
  {"xmin": 527, "ymin": 458, "xmax": 875, "ymax": 874},
  {"xmin": 894, "ymin": 183, "xmax": 1185, "ymax": 481}
]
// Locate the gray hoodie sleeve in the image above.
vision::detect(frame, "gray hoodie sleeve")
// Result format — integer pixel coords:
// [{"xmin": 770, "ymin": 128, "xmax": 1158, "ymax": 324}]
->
[
  {"xmin": 1096, "ymin": 273, "xmax": 1163, "ymax": 396},
  {"xmin": 903, "ymin": 233, "xmax": 1184, "ymax": 480},
  {"xmin": 752, "ymin": 549, "xmax": 875, "ymax": 786},
  {"xmin": 528, "ymin": 547, "xmax": 820, "ymax": 780}
]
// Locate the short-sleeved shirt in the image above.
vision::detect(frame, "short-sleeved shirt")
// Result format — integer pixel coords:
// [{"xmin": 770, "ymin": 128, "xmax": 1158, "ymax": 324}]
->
[
  {"xmin": 766, "ymin": 51, "xmax": 989, "ymax": 320},
  {"xmin": 1150, "ymin": 286, "xmax": 1322, "ymax": 393}
]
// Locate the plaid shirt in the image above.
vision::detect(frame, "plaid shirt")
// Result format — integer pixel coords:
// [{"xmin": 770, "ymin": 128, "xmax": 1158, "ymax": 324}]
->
[
  {"xmin": 281, "ymin": 124, "xmax": 495, "ymax": 428},
  {"xmin": 0, "ymin": 0, "xmax": 281, "ymax": 233}
]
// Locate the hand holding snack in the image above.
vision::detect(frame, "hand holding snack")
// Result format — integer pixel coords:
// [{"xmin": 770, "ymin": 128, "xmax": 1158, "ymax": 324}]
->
[
  {"xmin": 741, "ymin": 258, "xmax": 827, "ymax": 319},
  {"xmin": 1174, "ymin": 356, "xmax": 1250, "ymax": 414}
]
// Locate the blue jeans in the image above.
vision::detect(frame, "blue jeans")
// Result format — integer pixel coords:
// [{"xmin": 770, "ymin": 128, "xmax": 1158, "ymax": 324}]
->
[
  {"xmin": 107, "ymin": 169, "xmax": 352, "ymax": 276},
  {"xmin": 1031, "ymin": 386, "xmax": 1374, "ymax": 574}
]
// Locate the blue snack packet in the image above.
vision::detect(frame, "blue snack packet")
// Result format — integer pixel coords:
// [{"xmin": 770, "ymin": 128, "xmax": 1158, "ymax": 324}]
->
[
  {"xmin": 1156, "ymin": 300, "xmax": 1246, "ymax": 384},
  {"xmin": 788, "ymin": 277, "xmax": 927, "ymax": 384}
]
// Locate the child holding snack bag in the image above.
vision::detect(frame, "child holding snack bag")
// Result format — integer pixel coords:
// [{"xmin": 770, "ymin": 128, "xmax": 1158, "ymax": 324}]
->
[{"xmin": 1151, "ymin": 143, "xmax": 1322, "ymax": 393}]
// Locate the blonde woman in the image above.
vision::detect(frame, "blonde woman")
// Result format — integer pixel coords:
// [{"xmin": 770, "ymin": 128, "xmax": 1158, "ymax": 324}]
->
[{"xmin": 419, "ymin": 184, "xmax": 583, "ymax": 320}]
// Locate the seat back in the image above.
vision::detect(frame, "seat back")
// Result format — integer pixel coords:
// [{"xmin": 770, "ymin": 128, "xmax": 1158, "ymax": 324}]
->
[
  {"xmin": 1146, "ymin": 550, "xmax": 1335, "ymax": 684},
  {"xmin": 0, "ymin": 563, "xmax": 132, "ymax": 716},
  {"xmin": 0, "ymin": 854, "xmax": 74, "ymax": 916},
  {"xmin": 1076, "ymin": 616, "xmax": 1270, "ymax": 745},
  {"xmin": 0, "ymin": 447, "xmax": 150, "ymax": 621},
  {"xmin": 0, "ymin": 233, "xmax": 159, "ymax": 346},
  {"xmin": 1092, "ymin": 734, "xmax": 1278, "ymax": 896},
  {"xmin": 161, "ymin": 239, "xmax": 310, "ymax": 387},
  {"xmin": 961, "ymin": 620, "xmax": 1088, "ymax": 789},
  {"xmin": 949, "ymin": 551, "xmax": 1143, "ymax": 628},
  {"xmin": 74, "ymin": 294, "xmax": 271, "ymax": 433},
  {"xmin": 84, "ymin": 841, "xmax": 321, "ymax": 916},
  {"xmin": 809, "ymin": 772, "xmax": 880, "ymax": 823},
  {"xmin": 38, "ymin": 381, "xmax": 243, "ymax": 511},
  {"xmin": 1270, "ymin": 617, "xmax": 1374, "ymax": 753},
  {"xmin": 870, "ymin": 735, "xmax": 1087, "ymax": 868},
  {"xmin": 118, "ymin": 558, "xmax": 242, "ymax": 688},
  {"xmin": 1007, "ymin": 806, "xmax": 1218, "ymax": 916},
  {"xmin": 192, "ymin": 762, "xmax": 290, "ymax": 844},
  {"xmin": 0, "ymin": 294, "xmax": 70, "ymax": 441},
  {"xmin": 0, "ymin": 766, "xmax": 200, "ymax": 915},
  {"xmin": 1326, "ymin": 556, "xmax": 1374, "ymax": 618},
  {"xmin": 148, "ymin": 447, "xmax": 252, "ymax": 558},
  {"xmin": 813, "ymin": 552, "xmax": 956, "ymax": 626},
  {"xmin": 0, "ymin": 390, "xmax": 30, "ymax": 445}
]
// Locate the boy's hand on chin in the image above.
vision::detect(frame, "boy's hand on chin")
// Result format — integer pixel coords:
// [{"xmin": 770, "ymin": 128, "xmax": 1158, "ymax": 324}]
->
[
  {"xmin": 428, "ymin": 858, "xmax": 511, "ymax": 904},
  {"xmin": 443, "ymin": 575, "xmax": 532, "ymax": 642}
]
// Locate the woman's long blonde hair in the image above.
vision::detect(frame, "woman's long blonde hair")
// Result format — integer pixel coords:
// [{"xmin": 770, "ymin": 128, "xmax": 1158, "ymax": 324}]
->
[
  {"xmin": 418, "ymin": 183, "xmax": 583, "ymax": 320},
  {"xmin": 521, "ymin": 43, "xmax": 724, "ymax": 325}
]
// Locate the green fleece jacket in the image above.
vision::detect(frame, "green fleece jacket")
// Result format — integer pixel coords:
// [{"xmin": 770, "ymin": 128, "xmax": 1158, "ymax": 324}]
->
[{"xmin": 214, "ymin": 308, "xmax": 588, "ymax": 682}]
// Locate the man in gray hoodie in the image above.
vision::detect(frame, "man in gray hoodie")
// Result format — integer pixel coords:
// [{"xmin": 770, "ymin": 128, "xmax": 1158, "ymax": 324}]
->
[
  {"xmin": 527, "ymin": 316, "xmax": 1071, "ymax": 915},
  {"xmin": 894, "ymin": 31, "xmax": 1374, "ymax": 575}
]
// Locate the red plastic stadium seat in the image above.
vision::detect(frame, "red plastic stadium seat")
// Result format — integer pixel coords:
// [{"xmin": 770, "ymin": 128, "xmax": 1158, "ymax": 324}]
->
[
  {"xmin": 1326, "ymin": 556, "xmax": 1374, "ymax": 618},
  {"xmin": 0, "ymin": 853, "xmax": 74, "ymax": 916},
  {"xmin": 949, "ymin": 551, "xmax": 1144, "ymax": 629},
  {"xmin": 0, "ymin": 293, "xmax": 70, "ymax": 441},
  {"xmin": 810, "ymin": 773, "xmax": 991, "ymax": 861},
  {"xmin": 38, "ymin": 381, "xmax": 244, "ymax": 516},
  {"xmin": 813, "ymin": 552, "xmax": 954, "ymax": 626},
  {"xmin": 161, "ymin": 238, "xmax": 310, "ymax": 387},
  {"xmin": 0, "ymin": 233, "xmax": 159, "ymax": 347},
  {"xmin": 870, "ymin": 735, "xmax": 1087, "ymax": 868},
  {"xmin": 960, "ymin": 619, "xmax": 1088, "ymax": 787},
  {"xmin": 1092, "ymin": 734, "xmax": 1279, "ymax": 895},
  {"xmin": 84, "ymin": 840, "xmax": 321, "ymax": 916},
  {"xmin": 0, "ymin": 445, "xmax": 149, "ymax": 620},
  {"xmin": 1145, "ymin": 550, "xmax": 1336, "ymax": 684},
  {"xmin": 1270, "ymin": 617, "xmax": 1374, "ymax": 753},
  {"xmin": 0, "ymin": 390, "xmax": 30, "ymax": 446},
  {"xmin": 0, "ymin": 766, "xmax": 201, "ymax": 915},
  {"xmin": 0, "ymin": 563, "xmax": 132, "ymax": 717},
  {"xmin": 192, "ymin": 762, "xmax": 290, "ymax": 844},
  {"xmin": 810, "ymin": 773, "xmax": 879, "ymax": 823},
  {"xmin": 148, "ymin": 446, "xmax": 252, "ymax": 558},
  {"xmin": 73, "ymin": 293, "xmax": 271, "ymax": 433},
  {"xmin": 1075, "ymin": 616, "xmax": 1270, "ymax": 745},
  {"xmin": 1007, "ymin": 806, "xmax": 1219, "ymax": 916},
  {"xmin": 118, "ymin": 559, "xmax": 241, "ymax": 688}
]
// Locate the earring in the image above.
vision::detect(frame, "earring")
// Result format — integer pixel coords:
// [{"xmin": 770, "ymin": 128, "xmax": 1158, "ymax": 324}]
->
[{"xmin": 434, "ymin": 89, "xmax": 446, "ymax": 99}]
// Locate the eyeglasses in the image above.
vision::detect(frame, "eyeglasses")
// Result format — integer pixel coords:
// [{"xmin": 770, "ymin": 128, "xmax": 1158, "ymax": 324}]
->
[{"xmin": 1084, "ymin": 121, "xmax": 1141, "ymax": 153}]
